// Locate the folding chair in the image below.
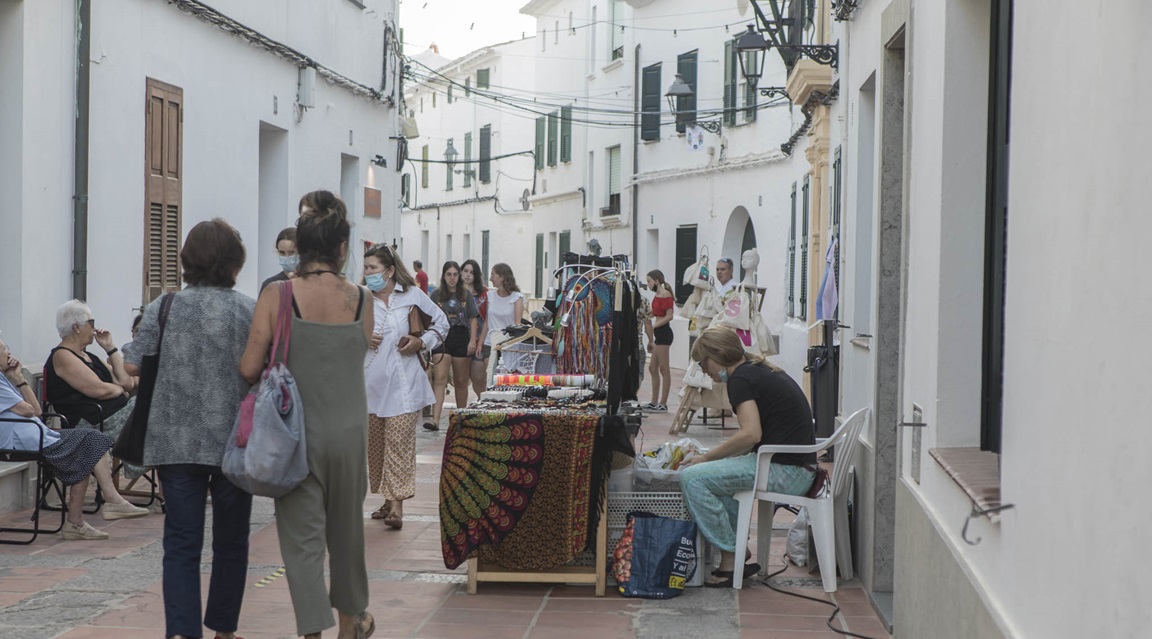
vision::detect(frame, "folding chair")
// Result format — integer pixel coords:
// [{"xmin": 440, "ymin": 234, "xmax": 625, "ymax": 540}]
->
[{"xmin": 0, "ymin": 416, "xmax": 68, "ymax": 544}]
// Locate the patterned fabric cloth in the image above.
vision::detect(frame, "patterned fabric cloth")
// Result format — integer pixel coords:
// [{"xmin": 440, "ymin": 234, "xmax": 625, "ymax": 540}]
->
[
  {"xmin": 555, "ymin": 276, "xmax": 615, "ymax": 380},
  {"xmin": 41, "ymin": 429, "xmax": 114, "ymax": 486},
  {"xmin": 679, "ymin": 454, "xmax": 815, "ymax": 553},
  {"xmin": 367, "ymin": 411, "xmax": 419, "ymax": 501},
  {"xmin": 439, "ymin": 408, "xmax": 605, "ymax": 571}
]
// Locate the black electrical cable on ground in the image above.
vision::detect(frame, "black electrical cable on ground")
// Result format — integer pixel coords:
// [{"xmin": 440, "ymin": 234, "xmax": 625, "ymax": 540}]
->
[{"xmin": 754, "ymin": 551, "xmax": 881, "ymax": 639}]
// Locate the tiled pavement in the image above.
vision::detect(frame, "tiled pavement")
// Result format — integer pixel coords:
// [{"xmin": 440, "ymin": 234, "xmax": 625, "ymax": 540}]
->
[{"xmin": 0, "ymin": 369, "xmax": 892, "ymax": 639}]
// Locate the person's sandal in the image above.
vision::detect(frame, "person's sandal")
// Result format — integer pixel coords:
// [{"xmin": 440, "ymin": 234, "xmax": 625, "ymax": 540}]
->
[
  {"xmin": 383, "ymin": 512, "xmax": 403, "ymax": 530},
  {"xmin": 355, "ymin": 611, "xmax": 376, "ymax": 638},
  {"xmin": 422, "ymin": 421, "xmax": 439, "ymax": 431},
  {"xmin": 370, "ymin": 503, "xmax": 391, "ymax": 520},
  {"xmin": 711, "ymin": 562, "xmax": 761, "ymax": 579}
]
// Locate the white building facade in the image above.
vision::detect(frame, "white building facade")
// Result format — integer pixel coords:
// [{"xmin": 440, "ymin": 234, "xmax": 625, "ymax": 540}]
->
[
  {"xmin": 833, "ymin": 0, "xmax": 1152, "ymax": 637},
  {"xmin": 0, "ymin": 0, "xmax": 401, "ymax": 507}
]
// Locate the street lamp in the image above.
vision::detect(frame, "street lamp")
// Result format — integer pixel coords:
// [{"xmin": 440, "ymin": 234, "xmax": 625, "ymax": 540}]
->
[
  {"xmin": 444, "ymin": 139, "xmax": 458, "ymax": 167},
  {"xmin": 734, "ymin": 25, "xmax": 791, "ymax": 101},
  {"xmin": 744, "ymin": 0, "xmax": 838, "ymax": 70},
  {"xmin": 665, "ymin": 74, "xmax": 722, "ymax": 134}
]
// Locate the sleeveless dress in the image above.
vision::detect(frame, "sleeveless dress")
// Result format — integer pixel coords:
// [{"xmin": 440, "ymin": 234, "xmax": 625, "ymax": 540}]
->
[{"xmin": 274, "ymin": 287, "xmax": 371, "ymax": 636}]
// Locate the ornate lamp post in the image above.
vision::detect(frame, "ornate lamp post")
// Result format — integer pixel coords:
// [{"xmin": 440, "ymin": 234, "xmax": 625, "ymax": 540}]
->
[
  {"xmin": 734, "ymin": 25, "xmax": 791, "ymax": 101},
  {"xmin": 742, "ymin": 0, "xmax": 838, "ymax": 70},
  {"xmin": 665, "ymin": 74, "xmax": 722, "ymax": 134}
]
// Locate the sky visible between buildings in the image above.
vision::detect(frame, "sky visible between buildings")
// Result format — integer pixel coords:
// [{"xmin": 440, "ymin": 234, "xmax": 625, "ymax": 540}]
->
[{"xmin": 400, "ymin": 0, "xmax": 537, "ymax": 60}]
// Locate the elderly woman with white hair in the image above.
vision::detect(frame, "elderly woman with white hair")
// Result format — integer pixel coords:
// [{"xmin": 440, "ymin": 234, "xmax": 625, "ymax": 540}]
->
[
  {"xmin": 0, "ymin": 335, "xmax": 146, "ymax": 540},
  {"xmin": 43, "ymin": 300, "xmax": 137, "ymax": 436}
]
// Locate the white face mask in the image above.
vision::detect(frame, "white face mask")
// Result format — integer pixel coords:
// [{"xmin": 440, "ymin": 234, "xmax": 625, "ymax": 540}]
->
[{"xmin": 279, "ymin": 254, "xmax": 300, "ymax": 273}]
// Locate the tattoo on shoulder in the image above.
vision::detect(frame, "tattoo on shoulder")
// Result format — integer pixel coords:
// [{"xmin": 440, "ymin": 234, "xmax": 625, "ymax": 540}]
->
[{"xmin": 343, "ymin": 285, "xmax": 360, "ymax": 312}]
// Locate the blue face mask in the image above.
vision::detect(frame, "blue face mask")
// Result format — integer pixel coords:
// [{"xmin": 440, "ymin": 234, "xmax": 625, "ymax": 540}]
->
[
  {"xmin": 278, "ymin": 255, "xmax": 299, "ymax": 273},
  {"xmin": 365, "ymin": 273, "xmax": 387, "ymax": 292},
  {"xmin": 717, "ymin": 367, "xmax": 730, "ymax": 383}
]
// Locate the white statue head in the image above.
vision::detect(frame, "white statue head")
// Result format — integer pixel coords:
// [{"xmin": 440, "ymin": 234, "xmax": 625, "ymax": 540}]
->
[{"xmin": 741, "ymin": 248, "xmax": 760, "ymax": 285}]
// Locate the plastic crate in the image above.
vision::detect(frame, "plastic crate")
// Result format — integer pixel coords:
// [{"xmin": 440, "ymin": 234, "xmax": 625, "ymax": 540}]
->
[{"xmin": 572, "ymin": 491, "xmax": 709, "ymax": 587}]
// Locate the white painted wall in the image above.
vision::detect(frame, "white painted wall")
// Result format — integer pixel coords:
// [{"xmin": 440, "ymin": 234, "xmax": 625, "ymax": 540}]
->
[{"xmin": 0, "ymin": 0, "xmax": 400, "ymax": 365}]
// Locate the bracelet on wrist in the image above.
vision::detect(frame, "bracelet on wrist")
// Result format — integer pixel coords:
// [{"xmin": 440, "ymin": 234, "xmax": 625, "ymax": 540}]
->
[
  {"xmin": 105, "ymin": 347, "xmax": 119, "ymax": 356},
  {"xmin": 15, "ymin": 381, "xmax": 28, "ymax": 389}
]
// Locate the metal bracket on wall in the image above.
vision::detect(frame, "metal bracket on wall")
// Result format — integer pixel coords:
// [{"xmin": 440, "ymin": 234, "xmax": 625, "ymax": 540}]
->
[{"xmin": 961, "ymin": 504, "xmax": 1016, "ymax": 546}]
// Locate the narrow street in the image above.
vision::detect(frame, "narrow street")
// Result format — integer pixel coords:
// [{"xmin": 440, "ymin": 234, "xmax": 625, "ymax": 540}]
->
[{"xmin": 0, "ymin": 369, "xmax": 889, "ymax": 639}]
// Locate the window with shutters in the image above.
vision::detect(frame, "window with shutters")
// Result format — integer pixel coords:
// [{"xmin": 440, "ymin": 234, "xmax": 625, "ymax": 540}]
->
[
  {"xmin": 421, "ymin": 145, "xmax": 429, "ymax": 188},
  {"xmin": 674, "ymin": 226, "xmax": 697, "ymax": 305},
  {"xmin": 723, "ymin": 41, "xmax": 738, "ymax": 127},
  {"xmin": 401, "ymin": 174, "xmax": 411, "ymax": 207},
  {"xmin": 446, "ymin": 138, "xmax": 454, "ymax": 191},
  {"xmin": 560, "ymin": 106, "xmax": 573, "ymax": 162},
  {"xmin": 432, "ymin": 92, "xmax": 436, "ymax": 108},
  {"xmin": 547, "ymin": 111, "xmax": 559, "ymax": 167},
  {"xmin": 641, "ymin": 63, "xmax": 662, "ymax": 141},
  {"xmin": 463, "ymin": 133, "xmax": 473, "ymax": 187},
  {"xmin": 143, "ymin": 78, "xmax": 183, "ymax": 303},
  {"xmin": 465, "ymin": 77, "xmax": 472, "ymax": 97},
  {"xmin": 788, "ymin": 182, "xmax": 797, "ymax": 317},
  {"xmin": 447, "ymin": 85, "xmax": 454, "ymax": 104},
  {"xmin": 799, "ymin": 175, "xmax": 810, "ymax": 321},
  {"xmin": 481, "ymin": 230, "xmax": 490, "ymax": 277},
  {"xmin": 831, "ymin": 146, "xmax": 843, "ymax": 318},
  {"xmin": 559, "ymin": 230, "xmax": 571, "ymax": 258},
  {"xmin": 606, "ymin": 146, "xmax": 621, "ymax": 216},
  {"xmin": 743, "ymin": 50, "xmax": 758, "ymax": 123},
  {"xmin": 677, "ymin": 50, "xmax": 698, "ymax": 133},
  {"xmin": 479, "ymin": 125, "xmax": 492, "ymax": 184},
  {"xmin": 477, "ymin": 68, "xmax": 490, "ymax": 89},
  {"xmin": 535, "ymin": 233, "xmax": 545, "ymax": 298},
  {"xmin": 610, "ymin": 0, "xmax": 624, "ymax": 61},
  {"xmin": 535, "ymin": 117, "xmax": 546, "ymax": 170}
]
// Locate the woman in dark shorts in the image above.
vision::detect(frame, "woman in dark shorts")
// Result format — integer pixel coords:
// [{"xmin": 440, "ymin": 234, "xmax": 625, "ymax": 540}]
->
[
  {"xmin": 643, "ymin": 269, "xmax": 676, "ymax": 412},
  {"xmin": 460, "ymin": 259, "xmax": 490, "ymax": 398},
  {"xmin": 427, "ymin": 261, "xmax": 479, "ymax": 431}
]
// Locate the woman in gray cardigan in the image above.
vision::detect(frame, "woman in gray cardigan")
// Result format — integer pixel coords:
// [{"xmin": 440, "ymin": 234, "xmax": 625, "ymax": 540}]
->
[{"xmin": 124, "ymin": 219, "xmax": 254, "ymax": 639}]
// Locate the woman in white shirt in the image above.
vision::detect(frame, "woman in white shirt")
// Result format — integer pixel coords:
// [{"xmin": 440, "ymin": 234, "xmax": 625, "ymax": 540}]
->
[
  {"xmin": 480, "ymin": 263, "xmax": 525, "ymax": 378},
  {"xmin": 361, "ymin": 244, "xmax": 448, "ymax": 529}
]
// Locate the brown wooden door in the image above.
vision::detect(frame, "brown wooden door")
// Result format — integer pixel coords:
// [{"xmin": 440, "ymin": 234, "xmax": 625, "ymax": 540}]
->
[{"xmin": 143, "ymin": 78, "xmax": 183, "ymax": 304}]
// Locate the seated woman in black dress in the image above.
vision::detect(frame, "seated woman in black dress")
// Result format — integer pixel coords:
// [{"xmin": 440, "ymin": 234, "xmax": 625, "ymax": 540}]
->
[
  {"xmin": 679, "ymin": 325, "xmax": 817, "ymax": 587},
  {"xmin": 0, "ymin": 335, "xmax": 146, "ymax": 540}
]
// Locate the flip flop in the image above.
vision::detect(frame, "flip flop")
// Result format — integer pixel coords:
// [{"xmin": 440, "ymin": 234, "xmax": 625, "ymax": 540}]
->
[
  {"xmin": 370, "ymin": 503, "xmax": 391, "ymax": 520},
  {"xmin": 711, "ymin": 562, "xmax": 761, "ymax": 578}
]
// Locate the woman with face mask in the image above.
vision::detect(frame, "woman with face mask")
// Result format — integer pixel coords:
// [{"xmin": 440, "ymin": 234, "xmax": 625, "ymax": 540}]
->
[
  {"xmin": 260, "ymin": 227, "xmax": 298, "ymax": 292},
  {"xmin": 360, "ymin": 244, "xmax": 447, "ymax": 529},
  {"xmin": 677, "ymin": 325, "xmax": 817, "ymax": 588}
]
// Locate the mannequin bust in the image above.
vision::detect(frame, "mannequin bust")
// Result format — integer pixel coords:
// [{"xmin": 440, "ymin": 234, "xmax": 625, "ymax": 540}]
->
[{"xmin": 740, "ymin": 248, "xmax": 760, "ymax": 287}]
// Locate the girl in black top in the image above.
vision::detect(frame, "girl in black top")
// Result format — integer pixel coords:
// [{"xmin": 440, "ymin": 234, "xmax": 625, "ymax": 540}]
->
[
  {"xmin": 428, "ymin": 261, "xmax": 479, "ymax": 431},
  {"xmin": 679, "ymin": 325, "xmax": 817, "ymax": 587}
]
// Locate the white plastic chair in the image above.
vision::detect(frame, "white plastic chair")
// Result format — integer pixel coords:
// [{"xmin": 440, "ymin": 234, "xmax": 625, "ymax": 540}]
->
[{"xmin": 732, "ymin": 407, "xmax": 870, "ymax": 591}]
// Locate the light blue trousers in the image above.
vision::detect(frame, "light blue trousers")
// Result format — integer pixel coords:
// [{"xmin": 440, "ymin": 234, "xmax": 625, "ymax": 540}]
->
[{"xmin": 680, "ymin": 454, "xmax": 815, "ymax": 553}]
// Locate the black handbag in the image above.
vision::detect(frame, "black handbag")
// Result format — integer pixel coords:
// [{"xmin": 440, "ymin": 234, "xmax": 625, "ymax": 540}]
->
[{"xmin": 111, "ymin": 293, "xmax": 175, "ymax": 465}]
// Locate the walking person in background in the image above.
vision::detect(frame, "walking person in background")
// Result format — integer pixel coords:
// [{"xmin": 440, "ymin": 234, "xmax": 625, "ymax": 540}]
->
[
  {"xmin": 261, "ymin": 227, "xmax": 298, "ymax": 291},
  {"xmin": 643, "ymin": 270, "xmax": 675, "ymax": 412},
  {"xmin": 413, "ymin": 260, "xmax": 429, "ymax": 294},
  {"xmin": 124, "ymin": 219, "xmax": 255, "ymax": 639},
  {"xmin": 483, "ymin": 263, "xmax": 524, "ymax": 380},
  {"xmin": 426, "ymin": 261, "xmax": 478, "ymax": 432},
  {"xmin": 362, "ymin": 244, "xmax": 447, "ymax": 529},
  {"xmin": 241, "ymin": 191, "xmax": 376, "ymax": 639},
  {"xmin": 460, "ymin": 259, "xmax": 489, "ymax": 397}
]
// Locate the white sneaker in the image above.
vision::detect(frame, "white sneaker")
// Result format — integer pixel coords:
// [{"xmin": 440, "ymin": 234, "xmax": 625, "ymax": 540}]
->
[
  {"xmin": 102, "ymin": 501, "xmax": 149, "ymax": 521},
  {"xmin": 62, "ymin": 520, "xmax": 109, "ymax": 540}
]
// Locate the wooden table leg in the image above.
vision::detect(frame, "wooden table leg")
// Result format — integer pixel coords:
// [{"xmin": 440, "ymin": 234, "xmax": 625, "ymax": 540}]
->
[
  {"xmin": 467, "ymin": 556, "xmax": 478, "ymax": 595},
  {"xmin": 595, "ymin": 490, "xmax": 608, "ymax": 597}
]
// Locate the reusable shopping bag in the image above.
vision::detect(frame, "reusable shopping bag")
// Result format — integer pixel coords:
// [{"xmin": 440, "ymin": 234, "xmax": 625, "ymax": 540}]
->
[
  {"xmin": 610, "ymin": 511, "xmax": 698, "ymax": 599},
  {"xmin": 222, "ymin": 281, "xmax": 308, "ymax": 498}
]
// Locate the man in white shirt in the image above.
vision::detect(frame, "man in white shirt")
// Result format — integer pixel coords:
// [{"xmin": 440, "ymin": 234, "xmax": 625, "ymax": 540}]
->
[{"xmin": 714, "ymin": 257, "xmax": 736, "ymax": 297}]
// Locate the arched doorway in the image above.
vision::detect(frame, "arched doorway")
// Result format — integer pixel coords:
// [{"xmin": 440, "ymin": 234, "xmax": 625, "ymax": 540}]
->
[{"xmin": 722, "ymin": 206, "xmax": 757, "ymax": 282}]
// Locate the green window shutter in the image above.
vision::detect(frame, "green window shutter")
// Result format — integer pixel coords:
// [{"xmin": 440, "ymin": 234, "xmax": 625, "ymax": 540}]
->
[
  {"xmin": 547, "ymin": 111, "xmax": 559, "ymax": 167},
  {"xmin": 560, "ymin": 106, "xmax": 573, "ymax": 162},
  {"xmin": 674, "ymin": 226, "xmax": 698, "ymax": 304},
  {"xmin": 641, "ymin": 63, "xmax": 662, "ymax": 141},
  {"xmin": 535, "ymin": 117, "xmax": 546, "ymax": 170},
  {"xmin": 421, "ymin": 145, "xmax": 429, "ymax": 189},
  {"xmin": 676, "ymin": 51, "xmax": 698, "ymax": 133},
  {"xmin": 446, "ymin": 138, "xmax": 454, "ymax": 191},
  {"xmin": 465, "ymin": 77, "xmax": 472, "ymax": 97},
  {"xmin": 788, "ymin": 182, "xmax": 797, "ymax": 317},
  {"xmin": 723, "ymin": 41, "xmax": 736, "ymax": 127},
  {"xmin": 463, "ymin": 133, "xmax": 472, "ymax": 188},
  {"xmin": 799, "ymin": 175, "xmax": 810, "ymax": 321},
  {"xmin": 535, "ymin": 233, "xmax": 545, "ymax": 298},
  {"xmin": 558, "ymin": 230, "xmax": 571, "ymax": 258},
  {"xmin": 744, "ymin": 51, "xmax": 757, "ymax": 123},
  {"xmin": 477, "ymin": 68, "xmax": 490, "ymax": 89},
  {"xmin": 401, "ymin": 173, "xmax": 410, "ymax": 207},
  {"xmin": 481, "ymin": 230, "xmax": 490, "ymax": 277},
  {"xmin": 479, "ymin": 125, "xmax": 491, "ymax": 183},
  {"xmin": 447, "ymin": 85, "xmax": 453, "ymax": 104},
  {"xmin": 832, "ymin": 146, "xmax": 842, "ymax": 317}
]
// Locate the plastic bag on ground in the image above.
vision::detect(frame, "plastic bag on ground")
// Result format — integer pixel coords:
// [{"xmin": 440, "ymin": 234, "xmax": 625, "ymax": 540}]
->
[{"xmin": 786, "ymin": 507, "xmax": 811, "ymax": 567}]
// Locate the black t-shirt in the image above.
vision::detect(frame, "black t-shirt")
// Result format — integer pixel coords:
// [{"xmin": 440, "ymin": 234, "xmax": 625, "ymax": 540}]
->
[{"xmin": 726, "ymin": 361, "xmax": 816, "ymax": 466}]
